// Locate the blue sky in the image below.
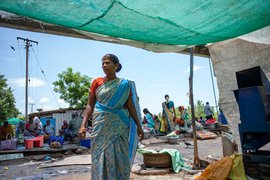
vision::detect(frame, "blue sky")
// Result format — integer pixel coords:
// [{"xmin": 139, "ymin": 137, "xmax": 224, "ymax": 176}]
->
[{"xmin": 0, "ymin": 27, "xmax": 219, "ymax": 115}]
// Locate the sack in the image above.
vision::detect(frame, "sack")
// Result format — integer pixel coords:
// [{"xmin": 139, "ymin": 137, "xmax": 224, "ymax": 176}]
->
[
  {"xmin": 228, "ymin": 154, "xmax": 246, "ymax": 180},
  {"xmin": 50, "ymin": 141, "xmax": 61, "ymax": 148},
  {"xmin": 0, "ymin": 133, "xmax": 18, "ymax": 150}
]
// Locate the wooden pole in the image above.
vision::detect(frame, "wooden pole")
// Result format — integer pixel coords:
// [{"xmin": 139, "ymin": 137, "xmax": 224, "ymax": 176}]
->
[
  {"xmin": 17, "ymin": 37, "xmax": 38, "ymax": 120},
  {"xmin": 189, "ymin": 48, "xmax": 200, "ymax": 168}
]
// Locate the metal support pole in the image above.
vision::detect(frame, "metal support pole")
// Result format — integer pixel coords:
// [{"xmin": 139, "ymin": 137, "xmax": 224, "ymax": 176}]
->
[
  {"xmin": 189, "ymin": 48, "xmax": 200, "ymax": 168},
  {"xmin": 208, "ymin": 58, "xmax": 219, "ymax": 115},
  {"xmin": 29, "ymin": 103, "xmax": 36, "ymax": 113},
  {"xmin": 25, "ymin": 41, "xmax": 29, "ymax": 120}
]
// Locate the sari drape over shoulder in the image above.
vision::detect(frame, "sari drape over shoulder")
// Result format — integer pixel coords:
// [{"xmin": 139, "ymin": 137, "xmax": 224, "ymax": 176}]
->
[{"xmin": 90, "ymin": 78, "xmax": 138, "ymax": 180}]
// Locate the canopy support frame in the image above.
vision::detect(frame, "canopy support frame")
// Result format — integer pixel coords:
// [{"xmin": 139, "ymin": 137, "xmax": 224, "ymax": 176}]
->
[{"xmin": 189, "ymin": 48, "xmax": 200, "ymax": 168}]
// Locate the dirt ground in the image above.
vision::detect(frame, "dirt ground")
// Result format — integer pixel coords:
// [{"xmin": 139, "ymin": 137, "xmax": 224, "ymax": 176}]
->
[{"xmin": 0, "ymin": 135, "xmax": 223, "ymax": 180}]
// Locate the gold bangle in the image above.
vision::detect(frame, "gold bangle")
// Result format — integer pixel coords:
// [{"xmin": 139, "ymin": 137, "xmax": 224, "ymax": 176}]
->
[{"xmin": 79, "ymin": 127, "xmax": 86, "ymax": 132}]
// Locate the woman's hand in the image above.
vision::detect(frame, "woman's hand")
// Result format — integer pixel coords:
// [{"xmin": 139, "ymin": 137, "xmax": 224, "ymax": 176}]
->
[
  {"xmin": 78, "ymin": 127, "xmax": 86, "ymax": 139},
  {"xmin": 137, "ymin": 126, "xmax": 144, "ymax": 141}
]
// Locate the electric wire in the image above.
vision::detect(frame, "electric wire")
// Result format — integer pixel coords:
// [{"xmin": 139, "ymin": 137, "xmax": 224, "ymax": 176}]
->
[{"xmin": 30, "ymin": 46, "xmax": 61, "ymax": 109}]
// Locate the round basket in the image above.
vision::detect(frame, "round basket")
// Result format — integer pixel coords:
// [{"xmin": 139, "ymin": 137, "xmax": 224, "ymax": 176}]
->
[{"xmin": 143, "ymin": 153, "xmax": 172, "ymax": 168}]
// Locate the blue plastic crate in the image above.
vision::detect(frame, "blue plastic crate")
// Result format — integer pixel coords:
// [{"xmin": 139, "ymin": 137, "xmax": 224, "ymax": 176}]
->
[{"xmin": 80, "ymin": 138, "xmax": 91, "ymax": 148}]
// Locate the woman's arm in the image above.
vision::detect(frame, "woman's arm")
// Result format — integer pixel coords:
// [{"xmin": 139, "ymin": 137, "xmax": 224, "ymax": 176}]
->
[
  {"xmin": 80, "ymin": 93, "xmax": 96, "ymax": 131},
  {"xmin": 126, "ymin": 95, "xmax": 144, "ymax": 140}
]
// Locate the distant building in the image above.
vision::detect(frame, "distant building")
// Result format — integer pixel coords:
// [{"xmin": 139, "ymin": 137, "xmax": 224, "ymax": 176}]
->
[{"xmin": 29, "ymin": 107, "xmax": 85, "ymax": 135}]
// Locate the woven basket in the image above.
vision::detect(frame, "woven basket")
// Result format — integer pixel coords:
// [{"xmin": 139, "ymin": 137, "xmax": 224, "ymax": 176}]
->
[{"xmin": 143, "ymin": 153, "xmax": 172, "ymax": 168}]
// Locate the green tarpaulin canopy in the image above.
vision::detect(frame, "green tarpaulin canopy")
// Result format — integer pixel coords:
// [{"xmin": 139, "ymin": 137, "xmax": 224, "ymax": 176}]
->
[
  {"xmin": 0, "ymin": 0, "xmax": 269, "ymax": 47},
  {"xmin": 7, "ymin": 118, "xmax": 21, "ymax": 125}
]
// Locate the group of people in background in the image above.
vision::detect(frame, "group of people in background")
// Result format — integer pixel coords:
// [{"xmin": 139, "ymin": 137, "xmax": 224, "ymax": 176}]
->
[
  {"xmin": 0, "ymin": 111, "xmax": 84, "ymax": 144},
  {"xmin": 23, "ymin": 114, "xmax": 45, "ymax": 137},
  {"xmin": 21, "ymin": 112, "xmax": 82, "ymax": 141},
  {"xmin": 142, "ymin": 94, "xmax": 216, "ymax": 135}
]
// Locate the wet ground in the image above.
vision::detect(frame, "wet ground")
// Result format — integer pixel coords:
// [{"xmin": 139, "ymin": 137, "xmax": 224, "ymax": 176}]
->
[{"xmin": 0, "ymin": 135, "xmax": 223, "ymax": 180}]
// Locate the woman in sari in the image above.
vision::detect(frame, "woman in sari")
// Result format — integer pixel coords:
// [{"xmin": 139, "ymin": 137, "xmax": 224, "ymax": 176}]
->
[
  {"xmin": 80, "ymin": 54, "xmax": 144, "ymax": 180},
  {"xmin": 161, "ymin": 94, "xmax": 176, "ymax": 133},
  {"xmin": 142, "ymin": 108, "xmax": 155, "ymax": 130},
  {"xmin": 179, "ymin": 106, "xmax": 190, "ymax": 129}
]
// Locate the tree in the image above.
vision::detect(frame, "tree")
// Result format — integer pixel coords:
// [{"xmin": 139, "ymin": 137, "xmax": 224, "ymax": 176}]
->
[
  {"xmin": 187, "ymin": 100, "xmax": 210, "ymax": 118},
  {"xmin": 53, "ymin": 68, "xmax": 92, "ymax": 108},
  {"xmin": 0, "ymin": 75, "xmax": 19, "ymax": 122},
  {"xmin": 195, "ymin": 100, "xmax": 205, "ymax": 118}
]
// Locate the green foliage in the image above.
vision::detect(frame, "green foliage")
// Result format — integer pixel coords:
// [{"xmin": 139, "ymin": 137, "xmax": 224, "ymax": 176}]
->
[
  {"xmin": 18, "ymin": 115, "xmax": 26, "ymax": 121},
  {"xmin": 0, "ymin": 75, "xmax": 19, "ymax": 123},
  {"xmin": 195, "ymin": 100, "xmax": 205, "ymax": 118},
  {"xmin": 53, "ymin": 68, "xmax": 92, "ymax": 108},
  {"xmin": 186, "ymin": 100, "xmax": 217, "ymax": 119}
]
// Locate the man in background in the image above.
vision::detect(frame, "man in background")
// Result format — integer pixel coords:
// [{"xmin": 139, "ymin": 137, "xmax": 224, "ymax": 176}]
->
[
  {"xmin": 68, "ymin": 112, "xmax": 83, "ymax": 138},
  {"xmin": 204, "ymin": 102, "xmax": 213, "ymax": 120}
]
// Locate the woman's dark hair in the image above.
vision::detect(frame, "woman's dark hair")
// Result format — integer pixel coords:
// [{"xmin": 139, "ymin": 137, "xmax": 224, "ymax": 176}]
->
[
  {"xmin": 143, "ymin": 108, "xmax": 153, "ymax": 116},
  {"xmin": 164, "ymin": 94, "xmax": 169, "ymax": 99},
  {"xmin": 143, "ymin": 108, "xmax": 149, "ymax": 114},
  {"xmin": 102, "ymin": 54, "xmax": 122, "ymax": 72}
]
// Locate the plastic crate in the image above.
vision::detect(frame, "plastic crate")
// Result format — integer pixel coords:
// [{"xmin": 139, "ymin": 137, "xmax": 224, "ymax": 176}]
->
[
  {"xmin": 80, "ymin": 138, "xmax": 91, "ymax": 148},
  {"xmin": 25, "ymin": 139, "xmax": 34, "ymax": 149},
  {"xmin": 33, "ymin": 135, "xmax": 44, "ymax": 148}
]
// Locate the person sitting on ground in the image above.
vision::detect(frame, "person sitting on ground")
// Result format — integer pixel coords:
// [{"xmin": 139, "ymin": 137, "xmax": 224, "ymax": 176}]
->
[
  {"xmin": 179, "ymin": 106, "xmax": 190, "ymax": 129},
  {"xmin": 0, "ymin": 121, "xmax": 14, "ymax": 140},
  {"xmin": 23, "ymin": 118, "xmax": 35, "ymax": 137},
  {"xmin": 43, "ymin": 119, "xmax": 55, "ymax": 136},
  {"xmin": 33, "ymin": 121, "xmax": 43, "ymax": 137},
  {"xmin": 59, "ymin": 120, "xmax": 68, "ymax": 133},
  {"xmin": 198, "ymin": 116, "xmax": 206, "ymax": 124},
  {"xmin": 15, "ymin": 120, "xmax": 25, "ymax": 139},
  {"xmin": 69, "ymin": 112, "xmax": 83, "ymax": 139},
  {"xmin": 193, "ymin": 117, "xmax": 204, "ymax": 131},
  {"xmin": 153, "ymin": 115, "xmax": 161, "ymax": 134},
  {"xmin": 59, "ymin": 120, "xmax": 71, "ymax": 140}
]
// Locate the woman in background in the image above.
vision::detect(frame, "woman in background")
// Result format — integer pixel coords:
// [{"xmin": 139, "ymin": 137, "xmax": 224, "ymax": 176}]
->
[
  {"xmin": 161, "ymin": 94, "xmax": 176, "ymax": 133},
  {"xmin": 143, "ymin": 108, "xmax": 155, "ymax": 130}
]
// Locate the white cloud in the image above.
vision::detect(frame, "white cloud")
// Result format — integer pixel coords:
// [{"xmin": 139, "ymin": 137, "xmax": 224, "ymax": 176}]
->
[
  {"xmin": 28, "ymin": 97, "xmax": 35, "ymax": 104},
  {"xmin": 22, "ymin": 97, "xmax": 35, "ymax": 104},
  {"xmin": 57, "ymin": 99, "xmax": 65, "ymax": 104},
  {"xmin": 40, "ymin": 97, "xmax": 50, "ymax": 103},
  {"xmin": 185, "ymin": 65, "xmax": 205, "ymax": 72},
  {"xmin": 9, "ymin": 77, "xmax": 46, "ymax": 88},
  {"xmin": 57, "ymin": 99, "xmax": 69, "ymax": 108}
]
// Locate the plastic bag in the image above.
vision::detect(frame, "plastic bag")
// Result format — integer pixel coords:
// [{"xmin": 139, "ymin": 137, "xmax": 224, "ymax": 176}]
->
[
  {"xmin": 0, "ymin": 133, "xmax": 18, "ymax": 150},
  {"xmin": 195, "ymin": 156, "xmax": 233, "ymax": 180}
]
